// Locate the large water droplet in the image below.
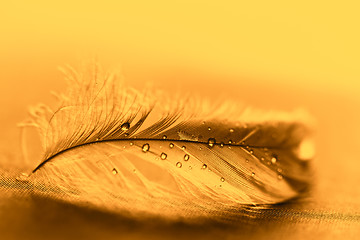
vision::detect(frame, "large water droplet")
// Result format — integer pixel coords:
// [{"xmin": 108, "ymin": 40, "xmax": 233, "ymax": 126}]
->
[
  {"xmin": 208, "ymin": 138, "xmax": 216, "ymax": 147},
  {"xmin": 169, "ymin": 143, "xmax": 174, "ymax": 148},
  {"xmin": 121, "ymin": 122, "xmax": 130, "ymax": 131},
  {"xmin": 208, "ymin": 127, "xmax": 211, "ymax": 131},
  {"xmin": 184, "ymin": 154, "xmax": 190, "ymax": 161},
  {"xmin": 176, "ymin": 162, "xmax": 182, "ymax": 168},
  {"xmin": 160, "ymin": 152, "xmax": 167, "ymax": 160},
  {"xmin": 220, "ymin": 177, "xmax": 225, "ymax": 182},
  {"xmin": 112, "ymin": 168, "xmax": 118, "ymax": 175},
  {"xmin": 142, "ymin": 143, "xmax": 150, "ymax": 152},
  {"xmin": 271, "ymin": 156, "xmax": 277, "ymax": 164},
  {"xmin": 228, "ymin": 140, "xmax": 233, "ymax": 144},
  {"xmin": 202, "ymin": 164, "xmax": 207, "ymax": 169},
  {"xmin": 163, "ymin": 135, "xmax": 167, "ymax": 139}
]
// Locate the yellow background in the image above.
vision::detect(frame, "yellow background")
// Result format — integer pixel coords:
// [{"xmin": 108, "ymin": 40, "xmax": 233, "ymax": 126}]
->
[
  {"xmin": 1, "ymin": 1, "xmax": 360, "ymax": 239},
  {"xmin": 1, "ymin": 0, "xmax": 360, "ymax": 149}
]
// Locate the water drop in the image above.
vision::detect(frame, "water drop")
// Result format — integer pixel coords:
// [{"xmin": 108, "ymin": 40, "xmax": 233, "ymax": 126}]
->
[
  {"xmin": 133, "ymin": 169, "xmax": 137, "ymax": 173},
  {"xmin": 271, "ymin": 156, "xmax": 277, "ymax": 164},
  {"xmin": 251, "ymin": 172, "xmax": 255, "ymax": 177},
  {"xmin": 184, "ymin": 154, "xmax": 190, "ymax": 161},
  {"xmin": 130, "ymin": 142, "xmax": 134, "ymax": 146},
  {"xmin": 207, "ymin": 138, "xmax": 216, "ymax": 147},
  {"xmin": 176, "ymin": 162, "xmax": 182, "ymax": 168},
  {"xmin": 96, "ymin": 138, "xmax": 100, "ymax": 141},
  {"xmin": 202, "ymin": 164, "xmax": 207, "ymax": 169},
  {"xmin": 163, "ymin": 135, "xmax": 167, "ymax": 139},
  {"xmin": 112, "ymin": 168, "xmax": 118, "ymax": 175},
  {"xmin": 169, "ymin": 143, "xmax": 174, "ymax": 148},
  {"xmin": 229, "ymin": 128, "xmax": 234, "ymax": 133},
  {"xmin": 189, "ymin": 166, "xmax": 192, "ymax": 170},
  {"xmin": 249, "ymin": 149, "xmax": 254, "ymax": 154},
  {"xmin": 121, "ymin": 122, "xmax": 130, "ymax": 131},
  {"xmin": 181, "ymin": 146, "xmax": 186, "ymax": 150},
  {"xmin": 123, "ymin": 146, "xmax": 126, "ymax": 149},
  {"xmin": 277, "ymin": 168, "xmax": 283, "ymax": 173},
  {"xmin": 220, "ymin": 177, "xmax": 225, "ymax": 182},
  {"xmin": 220, "ymin": 142, "xmax": 224, "ymax": 147},
  {"xmin": 142, "ymin": 143, "xmax": 150, "ymax": 152},
  {"xmin": 278, "ymin": 175, "xmax": 283, "ymax": 180},
  {"xmin": 199, "ymin": 146, "xmax": 202, "ymax": 150},
  {"xmin": 160, "ymin": 152, "xmax": 167, "ymax": 160},
  {"xmin": 208, "ymin": 127, "xmax": 211, "ymax": 131},
  {"xmin": 228, "ymin": 140, "xmax": 233, "ymax": 144},
  {"xmin": 260, "ymin": 157, "xmax": 265, "ymax": 161},
  {"xmin": 124, "ymin": 133, "xmax": 129, "ymax": 137}
]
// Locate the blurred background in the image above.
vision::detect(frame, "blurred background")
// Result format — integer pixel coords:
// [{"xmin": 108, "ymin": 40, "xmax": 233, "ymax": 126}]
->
[{"xmin": 0, "ymin": 1, "xmax": 359, "ymax": 239}]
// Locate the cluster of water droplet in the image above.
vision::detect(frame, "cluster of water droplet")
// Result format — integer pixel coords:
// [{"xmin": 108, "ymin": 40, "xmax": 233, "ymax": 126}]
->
[{"xmin": 110, "ymin": 124, "xmax": 284, "ymax": 183}]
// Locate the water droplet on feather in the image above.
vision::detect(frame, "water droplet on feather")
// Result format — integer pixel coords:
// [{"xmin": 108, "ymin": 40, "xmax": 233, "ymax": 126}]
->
[
  {"xmin": 112, "ymin": 168, "xmax": 118, "ymax": 175},
  {"xmin": 142, "ymin": 143, "xmax": 150, "ymax": 152},
  {"xmin": 160, "ymin": 152, "xmax": 167, "ymax": 160},
  {"xmin": 208, "ymin": 138, "xmax": 216, "ymax": 147},
  {"xmin": 121, "ymin": 122, "xmax": 130, "ymax": 131}
]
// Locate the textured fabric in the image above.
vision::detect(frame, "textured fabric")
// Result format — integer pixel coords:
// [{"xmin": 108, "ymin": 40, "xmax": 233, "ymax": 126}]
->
[{"xmin": 1, "ymin": 88, "xmax": 360, "ymax": 240}]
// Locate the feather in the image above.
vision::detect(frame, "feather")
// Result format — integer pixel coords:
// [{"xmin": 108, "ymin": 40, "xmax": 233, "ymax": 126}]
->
[{"xmin": 20, "ymin": 63, "xmax": 314, "ymax": 221}]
